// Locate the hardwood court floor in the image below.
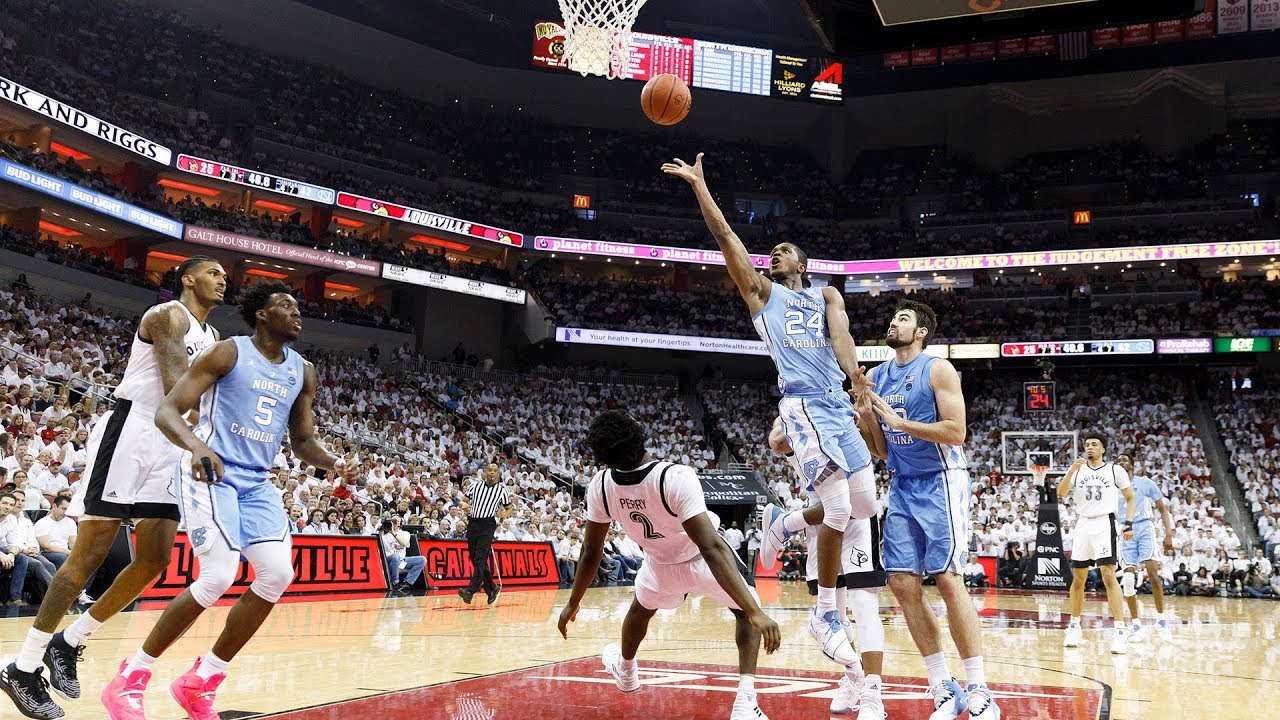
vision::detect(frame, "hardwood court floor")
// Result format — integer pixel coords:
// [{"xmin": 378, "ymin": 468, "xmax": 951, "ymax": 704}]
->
[{"xmin": 0, "ymin": 581, "xmax": 1275, "ymax": 719}]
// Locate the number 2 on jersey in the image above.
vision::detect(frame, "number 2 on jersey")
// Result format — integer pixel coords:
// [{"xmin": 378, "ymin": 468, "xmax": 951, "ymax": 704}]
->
[
  {"xmin": 784, "ymin": 309, "xmax": 825, "ymax": 337},
  {"xmin": 629, "ymin": 511, "xmax": 665, "ymax": 540}
]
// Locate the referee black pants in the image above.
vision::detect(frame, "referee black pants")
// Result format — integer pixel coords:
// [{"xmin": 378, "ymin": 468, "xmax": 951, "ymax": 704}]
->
[{"xmin": 465, "ymin": 517, "xmax": 498, "ymax": 594}]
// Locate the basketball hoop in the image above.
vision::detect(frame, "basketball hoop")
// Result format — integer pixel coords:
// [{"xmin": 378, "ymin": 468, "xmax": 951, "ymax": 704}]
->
[
  {"xmin": 557, "ymin": 0, "xmax": 649, "ymax": 78},
  {"xmin": 1030, "ymin": 464, "xmax": 1050, "ymax": 485}
]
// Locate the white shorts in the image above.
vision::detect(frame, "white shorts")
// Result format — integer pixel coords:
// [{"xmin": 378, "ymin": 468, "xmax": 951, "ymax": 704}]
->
[
  {"xmin": 1070, "ymin": 514, "xmax": 1118, "ymax": 568},
  {"xmin": 635, "ymin": 543, "xmax": 759, "ymax": 611},
  {"xmin": 805, "ymin": 514, "xmax": 887, "ymax": 590},
  {"xmin": 68, "ymin": 399, "xmax": 182, "ymax": 522}
]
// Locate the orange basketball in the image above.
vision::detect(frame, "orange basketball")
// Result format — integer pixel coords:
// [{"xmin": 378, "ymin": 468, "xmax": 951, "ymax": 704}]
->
[{"xmin": 641, "ymin": 74, "xmax": 692, "ymax": 126}]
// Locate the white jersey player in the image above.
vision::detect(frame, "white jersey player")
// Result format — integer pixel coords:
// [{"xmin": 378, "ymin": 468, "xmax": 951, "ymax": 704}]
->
[
  {"xmin": 558, "ymin": 410, "xmax": 781, "ymax": 720},
  {"xmin": 769, "ymin": 417, "xmax": 886, "ymax": 717},
  {"xmin": 3, "ymin": 257, "xmax": 226, "ymax": 720},
  {"xmin": 1056, "ymin": 432, "xmax": 1136, "ymax": 655}
]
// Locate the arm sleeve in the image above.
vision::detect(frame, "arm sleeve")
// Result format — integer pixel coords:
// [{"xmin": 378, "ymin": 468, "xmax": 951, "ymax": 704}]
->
[
  {"xmin": 665, "ymin": 466, "xmax": 709, "ymax": 523},
  {"xmin": 584, "ymin": 473, "xmax": 610, "ymax": 524}
]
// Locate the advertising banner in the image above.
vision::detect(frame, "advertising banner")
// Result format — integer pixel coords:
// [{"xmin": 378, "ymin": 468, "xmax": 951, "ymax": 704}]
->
[
  {"xmin": 1029, "ymin": 493, "xmax": 1069, "ymax": 590},
  {"xmin": 695, "ymin": 470, "xmax": 770, "ymax": 506},
  {"xmin": 0, "ymin": 75, "xmax": 173, "ymax": 165},
  {"xmin": 336, "ymin": 191, "xmax": 524, "ymax": 248},
  {"xmin": 184, "ymin": 225, "xmax": 381, "ymax": 276},
  {"xmin": 137, "ymin": 532, "xmax": 389, "ymax": 601},
  {"xmin": 536, "ymin": 235, "xmax": 1280, "ymax": 277},
  {"xmin": 1214, "ymin": 337, "xmax": 1271, "ymax": 353},
  {"xmin": 418, "ymin": 540, "xmax": 560, "ymax": 589},
  {"xmin": 1156, "ymin": 338, "xmax": 1212, "ymax": 354},
  {"xmin": 556, "ymin": 326, "xmax": 948, "ymax": 361},
  {"xmin": 382, "ymin": 263, "xmax": 527, "ymax": 304},
  {"xmin": 0, "ymin": 158, "xmax": 182, "ymax": 238}
]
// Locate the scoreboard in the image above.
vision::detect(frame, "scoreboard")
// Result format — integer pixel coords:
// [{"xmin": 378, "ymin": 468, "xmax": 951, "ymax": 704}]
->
[
  {"xmin": 532, "ymin": 22, "xmax": 842, "ymax": 104},
  {"xmin": 176, "ymin": 154, "xmax": 334, "ymax": 205},
  {"xmin": 1001, "ymin": 339, "xmax": 1154, "ymax": 357}
]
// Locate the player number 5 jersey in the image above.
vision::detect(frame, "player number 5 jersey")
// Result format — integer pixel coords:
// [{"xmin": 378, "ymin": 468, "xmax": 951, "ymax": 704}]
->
[{"xmin": 1072, "ymin": 461, "xmax": 1130, "ymax": 518}]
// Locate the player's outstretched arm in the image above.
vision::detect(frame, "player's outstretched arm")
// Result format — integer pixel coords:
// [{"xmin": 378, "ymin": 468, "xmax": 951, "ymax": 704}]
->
[
  {"xmin": 558, "ymin": 519, "xmax": 610, "ymax": 639},
  {"xmin": 155, "ymin": 339, "xmax": 237, "ymax": 483},
  {"xmin": 823, "ymin": 287, "xmax": 866, "ymax": 391},
  {"xmin": 683, "ymin": 512, "xmax": 780, "ymax": 653},
  {"xmin": 662, "ymin": 153, "xmax": 769, "ymax": 312},
  {"xmin": 288, "ymin": 362, "xmax": 355, "ymax": 481}
]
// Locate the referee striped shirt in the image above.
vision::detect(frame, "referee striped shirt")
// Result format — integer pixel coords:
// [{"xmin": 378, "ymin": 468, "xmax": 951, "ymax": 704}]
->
[{"xmin": 465, "ymin": 478, "xmax": 511, "ymax": 519}]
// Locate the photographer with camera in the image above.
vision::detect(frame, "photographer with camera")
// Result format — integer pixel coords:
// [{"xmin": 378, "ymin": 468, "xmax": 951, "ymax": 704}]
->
[
  {"xmin": 998, "ymin": 542, "xmax": 1024, "ymax": 588},
  {"xmin": 380, "ymin": 517, "xmax": 426, "ymax": 596}
]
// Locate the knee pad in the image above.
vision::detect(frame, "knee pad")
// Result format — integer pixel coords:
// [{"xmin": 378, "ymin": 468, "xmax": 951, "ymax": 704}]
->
[
  {"xmin": 244, "ymin": 544, "xmax": 295, "ymax": 604},
  {"xmin": 1121, "ymin": 570, "xmax": 1137, "ymax": 597},
  {"xmin": 189, "ymin": 555, "xmax": 239, "ymax": 608},
  {"xmin": 847, "ymin": 467, "xmax": 878, "ymax": 520},
  {"xmin": 816, "ymin": 478, "xmax": 851, "ymax": 532},
  {"xmin": 847, "ymin": 588, "xmax": 885, "ymax": 652}
]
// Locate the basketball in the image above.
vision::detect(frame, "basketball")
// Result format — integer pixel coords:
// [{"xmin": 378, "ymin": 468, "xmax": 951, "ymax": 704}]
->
[{"xmin": 641, "ymin": 73, "xmax": 692, "ymax": 126}]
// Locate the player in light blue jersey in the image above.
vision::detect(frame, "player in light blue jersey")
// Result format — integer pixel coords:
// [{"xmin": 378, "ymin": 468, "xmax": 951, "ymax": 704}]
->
[
  {"xmin": 100, "ymin": 282, "xmax": 356, "ymax": 720},
  {"xmin": 860, "ymin": 299, "xmax": 1000, "ymax": 720},
  {"xmin": 1115, "ymin": 453, "xmax": 1175, "ymax": 642},
  {"xmin": 665, "ymin": 153, "xmax": 875, "ymax": 667}
]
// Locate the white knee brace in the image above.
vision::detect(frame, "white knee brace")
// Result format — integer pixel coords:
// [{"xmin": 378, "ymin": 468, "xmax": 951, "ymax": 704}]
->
[
  {"xmin": 243, "ymin": 542, "xmax": 294, "ymax": 604},
  {"xmin": 847, "ymin": 588, "xmax": 885, "ymax": 653},
  {"xmin": 847, "ymin": 466, "xmax": 878, "ymax": 520},
  {"xmin": 815, "ymin": 475, "xmax": 852, "ymax": 532},
  {"xmin": 1120, "ymin": 570, "xmax": 1137, "ymax": 598},
  {"xmin": 189, "ymin": 546, "xmax": 240, "ymax": 609}
]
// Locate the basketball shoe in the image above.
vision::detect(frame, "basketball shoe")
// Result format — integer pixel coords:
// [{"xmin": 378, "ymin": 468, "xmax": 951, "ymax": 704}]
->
[
  {"xmin": 169, "ymin": 658, "xmax": 226, "ymax": 720},
  {"xmin": 758, "ymin": 504, "xmax": 792, "ymax": 571},
  {"xmin": 43, "ymin": 632, "xmax": 82, "ymax": 700},
  {"xmin": 830, "ymin": 675, "xmax": 860, "ymax": 714},
  {"xmin": 927, "ymin": 678, "xmax": 968, "ymax": 720},
  {"xmin": 809, "ymin": 608, "xmax": 857, "ymax": 665},
  {"xmin": 1128, "ymin": 621, "xmax": 1145, "ymax": 643},
  {"xmin": 730, "ymin": 691, "xmax": 769, "ymax": 720},
  {"xmin": 858, "ymin": 677, "xmax": 886, "ymax": 719},
  {"xmin": 100, "ymin": 659, "xmax": 150, "ymax": 720},
  {"xmin": 964, "ymin": 683, "xmax": 1001, "ymax": 719},
  {"xmin": 0, "ymin": 662, "xmax": 65, "ymax": 720},
  {"xmin": 1156, "ymin": 616, "xmax": 1172, "ymax": 641},
  {"xmin": 1110, "ymin": 628, "xmax": 1128, "ymax": 655},
  {"xmin": 1063, "ymin": 622, "xmax": 1084, "ymax": 648},
  {"xmin": 602, "ymin": 644, "xmax": 640, "ymax": 692}
]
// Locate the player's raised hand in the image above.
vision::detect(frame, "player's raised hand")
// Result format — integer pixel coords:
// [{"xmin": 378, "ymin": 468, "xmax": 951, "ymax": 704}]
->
[
  {"xmin": 1068, "ymin": 456, "xmax": 1086, "ymax": 471},
  {"xmin": 748, "ymin": 610, "xmax": 782, "ymax": 654},
  {"xmin": 557, "ymin": 603, "xmax": 579, "ymax": 639},
  {"xmin": 661, "ymin": 152, "xmax": 705, "ymax": 185},
  {"xmin": 192, "ymin": 444, "xmax": 225, "ymax": 484},
  {"xmin": 848, "ymin": 365, "xmax": 872, "ymax": 400},
  {"xmin": 868, "ymin": 392, "xmax": 908, "ymax": 431},
  {"xmin": 334, "ymin": 456, "xmax": 360, "ymax": 484}
]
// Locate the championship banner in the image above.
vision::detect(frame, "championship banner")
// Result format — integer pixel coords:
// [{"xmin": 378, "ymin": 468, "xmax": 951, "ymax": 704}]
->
[
  {"xmin": 1030, "ymin": 490, "xmax": 1069, "ymax": 590},
  {"xmin": 336, "ymin": 191, "xmax": 524, "ymax": 248},
  {"xmin": 1218, "ymin": 0, "xmax": 1250, "ymax": 33},
  {"xmin": 1251, "ymin": 0, "xmax": 1280, "ymax": 30},
  {"xmin": 418, "ymin": 540, "xmax": 559, "ymax": 589},
  {"xmin": 137, "ymin": 532, "xmax": 390, "ymax": 601},
  {"xmin": 695, "ymin": 470, "xmax": 770, "ymax": 506},
  {"xmin": 0, "ymin": 75, "xmax": 174, "ymax": 165},
  {"xmin": 184, "ymin": 225, "xmax": 381, "ymax": 276}
]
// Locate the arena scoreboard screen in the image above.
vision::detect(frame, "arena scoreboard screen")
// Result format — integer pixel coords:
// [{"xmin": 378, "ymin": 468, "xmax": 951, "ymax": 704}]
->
[
  {"xmin": 874, "ymin": 0, "xmax": 1101, "ymax": 26},
  {"xmin": 1001, "ymin": 339, "xmax": 1155, "ymax": 357},
  {"xmin": 176, "ymin": 154, "xmax": 335, "ymax": 204},
  {"xmin": 1023, "ymin": 381, "xmax": 1056, "ymax": 412},
  {"xmin": 532, "ymin": 22, "xmax": 842, "ymax": 104}
]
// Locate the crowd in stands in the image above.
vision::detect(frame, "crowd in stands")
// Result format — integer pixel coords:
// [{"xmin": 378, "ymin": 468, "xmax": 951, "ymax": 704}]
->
[{"xmin": 1214, "ymin": 373, "xmax": 1280, "ymax": 573}]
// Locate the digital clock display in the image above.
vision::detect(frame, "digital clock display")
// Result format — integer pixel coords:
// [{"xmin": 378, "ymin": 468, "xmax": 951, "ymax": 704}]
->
[
  {"xmin": 175, "ymin": 154, "xmax": 335, "ymax": 205},
  {"xmin": 1024, "ymin": 381, "xmax": 1056, "ymax": 412},
  {"xmin": 1000, "ymin": 339, "xmax": 1155, "ymax": 357}
]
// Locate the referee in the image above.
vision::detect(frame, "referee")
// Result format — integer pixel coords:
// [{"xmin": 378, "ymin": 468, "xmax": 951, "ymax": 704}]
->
[{"xmin": 459, "ymin": 463, "xmax": 512, "ymax": 606}]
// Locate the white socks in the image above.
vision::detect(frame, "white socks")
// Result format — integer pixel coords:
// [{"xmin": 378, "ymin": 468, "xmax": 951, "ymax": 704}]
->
[
  {"xmin": 124, "ymin": 649, "xmax": 157, "ymax": 676},
  {"xmin": 16, "ymin": 629, "xmax": 52, "ymax": 673},
  {"xmin": 196, "ymin": 653, "xmax": 229, "ymax": 680},
  {"xmin": 962, "ymin": 656, "xmax": 986, "ymax": 687},
  {"xmin": 738, "ymin": 674, "xmax": 755, "ymax": 693},
  {"xmin": 816, "ymin": 585, "xmax": 838, "ymax": 615},
  {"xmin": 63, "ymin": 612, "xmax": 104, "ymax": 647},
  {"xmin": 782, "ymin": 511, "xmax": 808, "ymax": 534},
  {"xmin": 924, "ymin": 652, "xmax": 949, "ymax": 688}
]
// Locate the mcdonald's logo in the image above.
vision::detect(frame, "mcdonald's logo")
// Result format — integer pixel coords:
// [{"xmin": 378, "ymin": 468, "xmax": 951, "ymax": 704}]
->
[
  {"xmin": 1072, "ymin": 210, "xmax": 1091, "ymax": 225},
  {"xmin": 573, "ymin": 194, "xmax": 592, "ymax": 209}
]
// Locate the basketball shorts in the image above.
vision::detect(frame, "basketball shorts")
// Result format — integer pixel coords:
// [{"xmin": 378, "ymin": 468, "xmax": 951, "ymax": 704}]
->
[
  {"xmin": 69, "ymin": 399, "xmax": 182, "ymax": 522},
  {"xmin": 1070, "ymin": 514, "xmax": 1118, "ymax": 568},
  {"xmin": 174, "ymin": 452, "xmax": 289, "ymax": 556},
  {"xmin": 805, "ymin": 514, "xmax": 887, "ymax": 592},
  {"xmin": 635, "ymin": 539, "xmax": 758, "ymax": 611},
  {"xmin": 1120, "ymin": 521, "xmax": 1156, "ymax": 567},
  {"xmin": 778, "ymin": 391, "xmax": 872, "ymax": 492},
  {"xmin": 883, "ymin": 468, "xmax": 970, "ymax": 577}
]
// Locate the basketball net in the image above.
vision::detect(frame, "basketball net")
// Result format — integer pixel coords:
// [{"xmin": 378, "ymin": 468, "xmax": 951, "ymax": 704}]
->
[
  {"xmin": 1030, "ymin": 465, "xmax": 1050, "ymax": 485},
  {"xmin": 557, "ymin": 0, "xmax": 649, "ymax": 78}
]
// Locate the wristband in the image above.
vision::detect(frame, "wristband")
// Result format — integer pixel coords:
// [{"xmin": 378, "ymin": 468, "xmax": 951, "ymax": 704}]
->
[{"xmin": 1123, "ymin": 520, "xmax": 1134, "ymax": 529}]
